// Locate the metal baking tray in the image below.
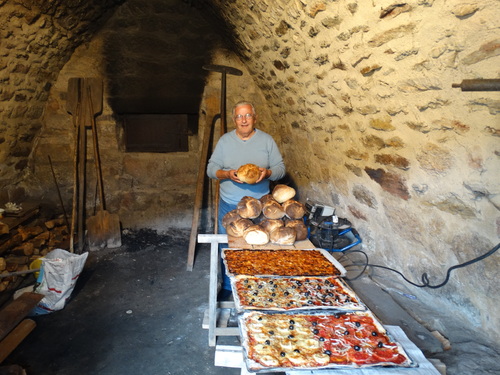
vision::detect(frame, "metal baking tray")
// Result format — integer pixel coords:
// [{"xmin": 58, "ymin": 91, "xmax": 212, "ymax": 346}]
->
[
  {"xmin": 221, "ymin": 248, "xmax": 347, "ymax": 278},
  {"xmin": 238, "ymin": 310, "xmax": 417, "ymax": 372}
]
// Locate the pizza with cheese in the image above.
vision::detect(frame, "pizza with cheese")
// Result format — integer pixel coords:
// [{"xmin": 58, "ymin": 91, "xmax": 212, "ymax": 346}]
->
[
  {"xmin": 223, "ymin": 249, "xmax": 342, "ymax": 276},
  {"xmin": 232, "ymin": 276, "xmax": 365, "ymax": 311},
  {"xmin": 240, "ymin": 311, "xmax": 413, "ymax": 370}
]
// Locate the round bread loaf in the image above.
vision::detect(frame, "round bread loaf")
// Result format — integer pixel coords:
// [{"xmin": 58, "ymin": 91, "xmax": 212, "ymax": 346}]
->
[
  {"xmin": 285, "ymin": 219, "xmax": 308, "ymax": 241},
  {"xmin": 272, "ymin": 184, "xmax": 296, "ymax": 203},
  {"xmin": 237, "ymin": 196, "xmax": 262, "ymax": 219},
  {"xmin": 270, "ymin": 226, "xmax": 296, "ymax": 245},
  {"xmin": 226, "ymin": 218, "xmax": 253, "ymax": 237},
  {"xmin": 260, "ymin": 218, "xmax": 285, "ymax": 234},
  {"xmin": 237, "ymin": 164, "xmax": 261, "ymax": 184},
  {"xmin": 259, "ymin": 194, "xmax": 275, "ymax": 205},
  {"xmin": 243, "ymin": 225, "xmax": 269, "ymax": 245},
  {"xmin": 262, "ymin": 199, "xmax": 285, "ymax": 220},
  {"xmin": 282, "ymin": 199, "xmax": 306, "ymax": 219},
  {"xmin": 222, "ymin": 209, "xmax": 242, "ymax": 229}
]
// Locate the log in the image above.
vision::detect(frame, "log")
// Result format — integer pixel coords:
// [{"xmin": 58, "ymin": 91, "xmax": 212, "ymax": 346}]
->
[
  {"xmin": 44, "ymin": 218, "xmax": 66, "ymax": 229},
  {"xmin": 0, "ymin": 319, "xmax": 36, "ymax": 363},
  {"xmin": 0, "ymin": 234, "xmax": 23, "ymax": 256},
  {"xmin": 0, "ymin": 258, "xmax": 5, "ymax": 272},
  {"xmin": 11, "ymin": 243, "xmax": 34, "ymax": 257},
  {"xmin": 0, "ymin": 222, "xmax": 8, "ymax": 235},
  {"xmin": 17, "ymin": 226, "xmax": 44, "ymax": 242},
  {"xmin": 5, "ymin": 256, "xmax": 28, "ymax": 266}
]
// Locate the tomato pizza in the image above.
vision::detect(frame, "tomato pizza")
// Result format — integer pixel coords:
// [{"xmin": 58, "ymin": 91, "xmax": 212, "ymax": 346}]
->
[
  {"xmin": 232, "ymin": 276, "xmax": 365, "ymax": 311},
  {"xmin": 240, "ymin": 311, "xmax": 413, "ymax": 370},
  {"xmin": 223, "ymin": 249, "xmax": 343, "ymax": 276}
]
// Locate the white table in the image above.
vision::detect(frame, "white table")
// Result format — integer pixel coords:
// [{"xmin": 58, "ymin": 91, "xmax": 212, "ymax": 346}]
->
[{"xmin": 197, "ymin": 234, "xmax": 317, "ymax": 347}]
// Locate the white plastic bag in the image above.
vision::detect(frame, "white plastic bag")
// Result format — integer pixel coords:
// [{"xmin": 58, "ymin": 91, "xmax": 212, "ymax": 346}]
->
[{"xmin": 33, "ymin": 249, "xmax": 88, "ymax": 315}]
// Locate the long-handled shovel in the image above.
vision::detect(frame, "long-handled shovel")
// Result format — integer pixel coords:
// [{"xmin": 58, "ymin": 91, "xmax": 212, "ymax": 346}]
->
[{"xmin": 85, "ymin": 82, "xmax": 122, "ymax": 250}]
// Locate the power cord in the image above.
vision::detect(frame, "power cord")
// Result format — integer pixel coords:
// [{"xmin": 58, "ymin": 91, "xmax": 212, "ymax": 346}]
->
[{"xmin": 340, "ymin": 242, "xmax": 500, "ymax": 289}]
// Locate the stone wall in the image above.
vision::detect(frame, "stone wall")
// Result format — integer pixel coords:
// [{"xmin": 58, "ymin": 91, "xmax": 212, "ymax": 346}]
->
[
  {"xmin": 204, "ymin": 0, "xmax": 500, "ymax": 344},
  {"xmin": 0, "ymin": 0, "xmax": 123, "ymax": 199}
]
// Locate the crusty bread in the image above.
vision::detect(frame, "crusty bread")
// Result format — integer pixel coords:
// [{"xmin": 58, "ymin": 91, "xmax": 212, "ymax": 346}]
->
[
  {"xmin": 282, "ymin": 199, "xmax": 306, "ymax": 219},
  {"xmin": 226, "ymin": 218, "xmax": 253, "ymax": 237},
  {"xmin": 259, "ymin": 194, "xmax": 275, "ymax": 205},
  {"xmin": 243, "ymin": 224, "xmax": 269, "ymax": 245},
  {"xmin": 237, "ymin": 164, "xmax": 261, "ymax": 184},
  {"xmin": 262, "ymin": 199, "xmax": 285, "ymax": 220},
  {"xmin": 237, "ymin": 196, "xmax": 262, "ymax": 219},
  {"xmin": 272, "ymin": 184, "xmax": 296, "ymax": 203},
  {"xmin": 270, "ymin": 226, "xmax": 296, "ymax": 245},
  {"xmin": 260, "ymin": 218, "xmax": 285, "ymax": 234},
  {"xmin": 222, "ymin": 209, "xmax": 242, "ymax": 229},
  {"xmin": 285, "ymin": 219, "xmax": 308, "ymax": 241}
]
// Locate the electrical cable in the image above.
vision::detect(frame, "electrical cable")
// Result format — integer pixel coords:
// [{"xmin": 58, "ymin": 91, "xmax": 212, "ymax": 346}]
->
[{"xmin": 343, "ymin": 242, "xmax": 500, "ymax": 289}]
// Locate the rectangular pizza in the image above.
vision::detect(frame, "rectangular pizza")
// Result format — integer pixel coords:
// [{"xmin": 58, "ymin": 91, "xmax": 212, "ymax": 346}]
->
[
  {"xmin": 222, "ymin": 249, "xmax": 346, "ymax": 277},
  {"xmin": 231, "ymin": 275, "xmax": 366, "ymax": 312},
  {"xmin": 239, "ymin": 310, "xmax": 415, "ymax": 371}
]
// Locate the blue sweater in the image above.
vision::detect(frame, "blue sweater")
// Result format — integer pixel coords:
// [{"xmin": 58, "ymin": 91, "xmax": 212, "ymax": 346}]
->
[{"xmin": 207, "ymin": 129, "xmax": 286, "ymax": 205}]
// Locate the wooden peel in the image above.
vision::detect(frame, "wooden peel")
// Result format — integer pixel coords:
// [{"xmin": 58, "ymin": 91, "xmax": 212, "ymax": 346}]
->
[
  {"xmin": 85, "ymin": 82, "xmax": 122, "ymax": 250},
  {"xmin": 186, "ymin": 95, "xmax": 219, "ymax": 271}
]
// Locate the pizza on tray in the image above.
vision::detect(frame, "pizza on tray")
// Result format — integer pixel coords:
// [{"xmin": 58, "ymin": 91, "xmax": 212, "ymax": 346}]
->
[
  {"xmin": 223, "ymin": 249, "xmax": 342, "ymax": 276},
  {"xmin": 240, "ymin": 311, "xmax": 414, "ymax": 370},
  {"xmin": 232, "ymin": 276, "xmax": 365, "ymax": 311}
]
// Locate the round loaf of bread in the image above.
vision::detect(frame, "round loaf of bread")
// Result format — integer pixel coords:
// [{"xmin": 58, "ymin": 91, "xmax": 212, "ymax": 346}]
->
[
  {"xmin": 259, "ymin": 194, "xmax": 275, "ymax": 205},
  {"xmin": 237, "ymin": 196, "xmax": 262, "ymax": 219},
  {"xmin": 222, "ymin": 209, "xmax": 242, "ymax": 229},
  {"xmin": 260, "ymin": 218, "xmax": 285, "ymax": 234},
  {"xmin": 226, "ymin": 218, "xmax": 253, "ymax": 237},
  {"xmin": 285, "ymin": 219, "xmax": 308, "ymax": 241},
  {"xmin": 272, "ymin": 184, "xmax": 296, "ymax": 203},
  {"xmin": 270, "ymin": 226, "xmax": 296, "ymax": 245},
  {"xmin": 262, "ymin": 199, "xmax": 285, "ymax": 220},
  {"xmin": 243, "ymin": 225, "xmax": 269, "ymax": 245},
  {"xmin": 282, "ymin": 199, "xmax": 306, "ymax": 219},
  {"xmin": 237, "ymin": 164, "xmax": 261, "ymax": 184}
]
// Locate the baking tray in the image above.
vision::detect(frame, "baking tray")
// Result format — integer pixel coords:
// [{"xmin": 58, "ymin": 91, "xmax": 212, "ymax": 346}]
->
[
  {"xmin": 222, "ymin": 248, "xmax": 347, "ymax": 278},
  {"xmin": 238, "ymin": 310, "xmax": 417, "ymax": 372},
  {"xmin": 230, "ymin": 275, "xmax": 366, "ymax": 312}
]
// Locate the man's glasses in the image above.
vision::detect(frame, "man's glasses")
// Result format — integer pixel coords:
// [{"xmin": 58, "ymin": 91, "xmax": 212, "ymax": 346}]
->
[{"xmin": 234, "ymin": 113, "xmax": 254, "ymax": 121}]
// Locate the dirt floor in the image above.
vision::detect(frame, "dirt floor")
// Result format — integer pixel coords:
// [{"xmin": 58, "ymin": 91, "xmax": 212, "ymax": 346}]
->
[{"xmin": 2, "ymin": 229, "xmax": 499, "ymax": 374}]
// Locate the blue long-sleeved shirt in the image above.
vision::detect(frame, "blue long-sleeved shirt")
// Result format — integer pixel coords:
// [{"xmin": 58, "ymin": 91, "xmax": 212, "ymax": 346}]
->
[{"xmin": 207, "ymin": 129, "xmax": 286, "ymax": 205}]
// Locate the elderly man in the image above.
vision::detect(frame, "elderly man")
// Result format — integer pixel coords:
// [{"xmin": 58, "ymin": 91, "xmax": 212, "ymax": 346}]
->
[{"xmin": 207, "ymin": 101, "xmax": 286, "ymax": 299}]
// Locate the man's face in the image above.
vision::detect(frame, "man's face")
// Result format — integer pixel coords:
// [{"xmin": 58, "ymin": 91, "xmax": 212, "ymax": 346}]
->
[{"xmin": 234, "ymin": 104, "xmax": 256, "ymax": 138}]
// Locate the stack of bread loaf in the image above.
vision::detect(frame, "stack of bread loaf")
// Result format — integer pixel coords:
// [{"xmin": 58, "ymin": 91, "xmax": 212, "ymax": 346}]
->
[{"xmin": 222, "ymin": 184, "xmax": 308, "ymax": 246}]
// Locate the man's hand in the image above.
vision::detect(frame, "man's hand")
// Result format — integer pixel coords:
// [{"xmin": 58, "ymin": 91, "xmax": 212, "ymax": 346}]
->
[
  {"xmin": 256, "ymin": 168, "xmax": 271, "ymax": 183},
  {"xmin": 217, "ymin": 169, "xmax": 242, "ymax": 183}
]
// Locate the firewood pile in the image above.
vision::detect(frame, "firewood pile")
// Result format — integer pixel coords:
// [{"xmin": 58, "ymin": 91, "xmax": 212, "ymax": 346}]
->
[{"xmin": 0, "ymin": 217, "xmax": 70, "ymax": 293}]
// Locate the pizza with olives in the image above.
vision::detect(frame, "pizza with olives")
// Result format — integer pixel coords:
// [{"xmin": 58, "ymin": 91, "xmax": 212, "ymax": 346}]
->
[
  {"xmin": 222, "ymin": 249, "xmax": 343, "ymax": 277},
  {"xmin": 232, "ymin": 276, "xmax": 365, "ymax": 311},
  {"xmin": 240, "ymin": 311, "xmax": 413, "ymax": 370}
]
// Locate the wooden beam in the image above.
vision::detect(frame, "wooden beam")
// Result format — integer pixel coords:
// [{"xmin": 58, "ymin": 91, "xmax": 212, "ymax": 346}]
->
[
  {"xmin": 0, "ymin": 292, "xmax": 43, "ymax": 342},
  {"xmin": 0, "ymin": 319, "xmax": 36, "ymax": 363}
]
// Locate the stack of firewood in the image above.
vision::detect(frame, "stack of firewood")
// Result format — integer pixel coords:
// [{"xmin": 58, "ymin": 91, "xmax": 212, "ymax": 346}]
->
[{"xmin": 0, "ymin": 217, "xmax": 70, "ymax": 293}]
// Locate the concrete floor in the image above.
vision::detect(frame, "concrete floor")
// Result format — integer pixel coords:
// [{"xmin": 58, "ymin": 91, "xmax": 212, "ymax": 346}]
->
[{"xmin": 3, "ymin": 229, "xmax": 499, "ymax": 374}]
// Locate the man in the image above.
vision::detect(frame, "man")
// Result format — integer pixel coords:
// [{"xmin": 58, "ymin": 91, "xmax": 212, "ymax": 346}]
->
[{"xmin": 207, "ymin": 101, "xmax": 286, "ymax": 298}]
